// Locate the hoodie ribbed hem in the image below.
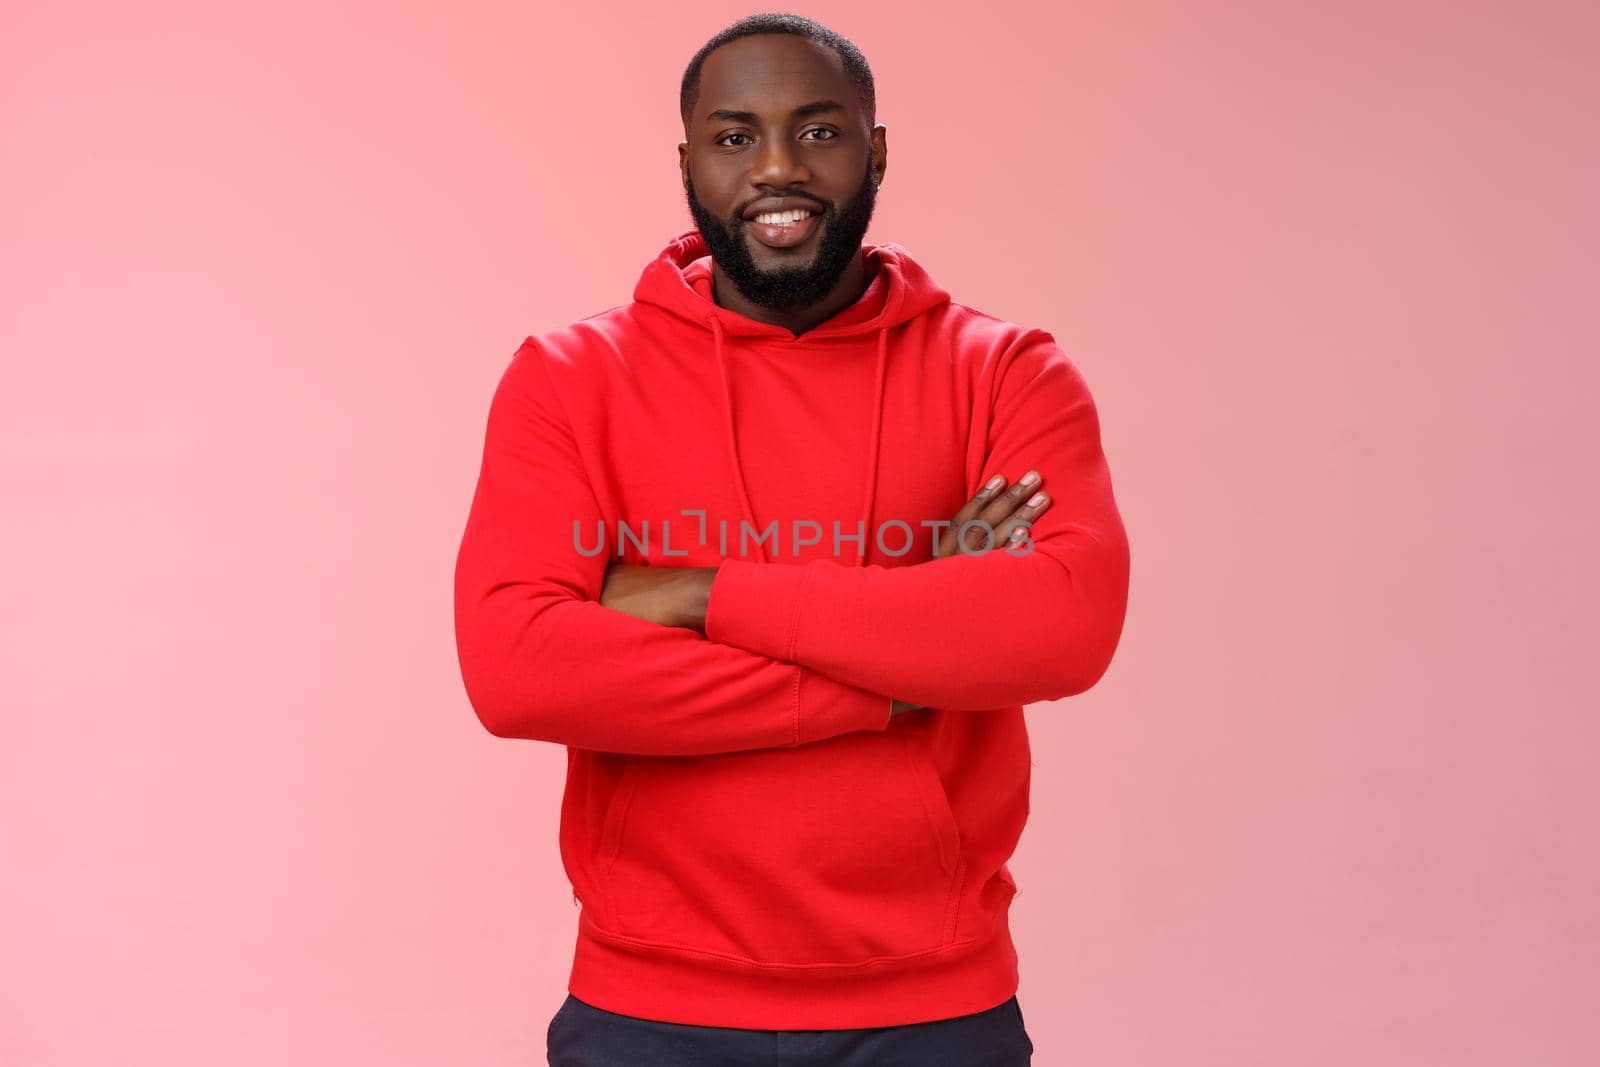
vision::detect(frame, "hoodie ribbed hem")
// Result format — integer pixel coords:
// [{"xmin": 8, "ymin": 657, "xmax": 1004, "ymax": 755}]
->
[{"xmin": 566, "ymin": 908, "xmax": 1021, "ymax": 1030}]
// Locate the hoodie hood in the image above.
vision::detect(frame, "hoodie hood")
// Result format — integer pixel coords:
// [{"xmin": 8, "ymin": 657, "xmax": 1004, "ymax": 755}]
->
[
  {"xmin": 634, "ymin": 227, "xmax": 952, "ymax": 340},
  {"xmin": 633, "ymin": 227, "xmax": 952, "ymax": 568}
]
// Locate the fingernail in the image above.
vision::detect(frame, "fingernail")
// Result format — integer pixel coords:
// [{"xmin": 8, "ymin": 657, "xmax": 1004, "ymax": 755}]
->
[
  {"xmin": 985, "ymin": 475, "xmax": 1005, "ymax": 492},
  {"xmin": 1021, "ymin": 470, "xmax": 1039, "ymax": 487},
  {"xmin": 1027, "ymin": 492, "xmax": 1046, "ymax": 507}
]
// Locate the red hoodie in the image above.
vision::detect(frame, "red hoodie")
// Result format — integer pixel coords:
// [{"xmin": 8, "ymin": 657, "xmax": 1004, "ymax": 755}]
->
[{"xmin": 453, "ymin": 227, "xmax": 1131, "ymax": 1030}]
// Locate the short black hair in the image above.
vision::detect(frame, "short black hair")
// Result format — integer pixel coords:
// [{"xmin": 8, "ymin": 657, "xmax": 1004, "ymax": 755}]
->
[{"xmin": 680, "ymin": 13, "xmax": 876, "ymax": 132}]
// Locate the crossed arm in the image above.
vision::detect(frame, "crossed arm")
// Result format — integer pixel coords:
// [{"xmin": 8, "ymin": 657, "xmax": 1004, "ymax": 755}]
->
[{"xmin": 453, "ymin": 330, "xmax": 1129, "ymax": 756}]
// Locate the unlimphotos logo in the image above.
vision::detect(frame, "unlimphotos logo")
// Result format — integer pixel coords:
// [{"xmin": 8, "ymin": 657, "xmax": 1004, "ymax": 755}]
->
[{"xmin": 573, "ymin": 509, "xmax": 1034, "ymax": 559}]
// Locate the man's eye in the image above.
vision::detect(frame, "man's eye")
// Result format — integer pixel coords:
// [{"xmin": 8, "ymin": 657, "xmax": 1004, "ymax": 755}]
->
[{"xmin": 718, "ymin": 129, "xmax": 836, "ymax": 147}]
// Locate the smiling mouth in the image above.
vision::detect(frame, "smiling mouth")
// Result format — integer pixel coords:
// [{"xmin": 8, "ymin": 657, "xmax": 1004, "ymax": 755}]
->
[{"xmin": 744, "ymin": 210, "xmax": 823, "ymax": 250}]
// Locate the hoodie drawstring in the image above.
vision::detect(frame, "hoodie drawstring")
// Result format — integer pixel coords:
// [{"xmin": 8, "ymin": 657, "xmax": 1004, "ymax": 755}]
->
[
  {"xmin": 859, "ymin": 326, "xmax": 888, "ymax": 569},
  {"xmin": 710, "ymin": 315, "xmax": 889, "ymax": 569}
]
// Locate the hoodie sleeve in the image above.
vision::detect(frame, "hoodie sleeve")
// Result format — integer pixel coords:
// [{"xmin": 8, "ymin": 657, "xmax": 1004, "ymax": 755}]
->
[
  {"xmin": 703, "ymin": 329, "xmax": 1131, "ymax": 711},
  {"xmin": 453, "ymin": 339, "xmax": 894, "ymax": 755}
]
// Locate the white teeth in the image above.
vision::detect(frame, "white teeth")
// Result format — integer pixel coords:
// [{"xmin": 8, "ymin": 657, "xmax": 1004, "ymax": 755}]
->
[{"xmin": 752, "ymin": 209, "xmax": 814, "ymax": 226}]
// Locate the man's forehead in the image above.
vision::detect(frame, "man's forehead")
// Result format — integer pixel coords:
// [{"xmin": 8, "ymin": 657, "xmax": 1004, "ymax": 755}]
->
[{"xmin": 697, "ymin": 37, "xmax": 851, "ymax": 119}]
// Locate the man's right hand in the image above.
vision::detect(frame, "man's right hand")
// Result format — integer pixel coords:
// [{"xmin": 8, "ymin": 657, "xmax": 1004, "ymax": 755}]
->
[{"xmin": 888, "ymin": 471, "xmax": 1054, "ymax": 717}]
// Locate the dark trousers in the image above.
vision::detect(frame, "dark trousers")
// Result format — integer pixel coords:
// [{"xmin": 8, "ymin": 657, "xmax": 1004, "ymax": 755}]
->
[{"xmin": 546, "ymin": 992, "xmax": 1034, "ymax": 1066}]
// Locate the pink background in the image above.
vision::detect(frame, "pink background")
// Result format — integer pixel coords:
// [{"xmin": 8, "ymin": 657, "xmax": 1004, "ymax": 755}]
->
[{"xmin": 4, "ymin": 2, "xmax": 1596, "ymax": 1063}]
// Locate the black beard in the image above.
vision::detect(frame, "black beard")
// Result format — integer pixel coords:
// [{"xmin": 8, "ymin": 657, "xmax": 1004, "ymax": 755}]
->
[{"xmin": 684, "ymin": 159, "xmax": 878, "ymax": 313}]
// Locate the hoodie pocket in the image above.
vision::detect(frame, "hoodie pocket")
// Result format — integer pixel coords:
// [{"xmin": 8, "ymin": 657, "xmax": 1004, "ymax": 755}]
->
[{"xmin": 593, "ymin": 734, "xmax": 966, "ymax": 966}]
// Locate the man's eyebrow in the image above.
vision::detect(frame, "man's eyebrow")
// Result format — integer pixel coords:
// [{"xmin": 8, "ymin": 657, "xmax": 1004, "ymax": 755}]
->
[{"xmin": 704, "ymin": 99, "xmax": 849, "ymax": 124}]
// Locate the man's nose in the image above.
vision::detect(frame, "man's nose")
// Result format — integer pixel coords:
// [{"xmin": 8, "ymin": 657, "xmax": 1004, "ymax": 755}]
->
[{"xmin": 748, "ymin": 136, "xmax": 810, "ymax": 187}]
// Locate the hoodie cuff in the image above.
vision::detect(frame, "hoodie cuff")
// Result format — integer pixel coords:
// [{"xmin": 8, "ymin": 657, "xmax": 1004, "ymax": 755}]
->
[
  {"xmin": 706, "ymin": 558, "xmax": 889, "ymax": 741},
  {"xmin": 704, "ymin": 557, "xmax": 811, "ymax": 661},
  {"xmin": 795, "ymin": 668, "xmax": 894, "ymax": 743}
]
